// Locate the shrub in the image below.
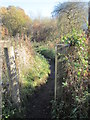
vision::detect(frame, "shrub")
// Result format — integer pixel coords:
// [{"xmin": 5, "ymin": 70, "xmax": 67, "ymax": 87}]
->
[
  {"xmin": 35, "ymin": 45, "xmax": 55, "ymax": 60},
  {"xmin": 52, "ymin": 30, "xmax": 89, "ymax": 119},
  {"xmin": 30, "ymin": 18, "xmax": 57, "ymax": 42}
]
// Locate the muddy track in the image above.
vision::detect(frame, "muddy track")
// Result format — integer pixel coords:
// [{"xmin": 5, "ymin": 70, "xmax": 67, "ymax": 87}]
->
[{"xmin": 25, "ymin": 59, "xmax": 55, "ymax": 119}]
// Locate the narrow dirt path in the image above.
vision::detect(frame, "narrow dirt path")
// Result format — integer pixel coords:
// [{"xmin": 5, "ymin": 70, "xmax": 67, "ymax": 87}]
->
[{"xmin": 26, "ymin": 59, "xmax": 55, "ymax": 119}]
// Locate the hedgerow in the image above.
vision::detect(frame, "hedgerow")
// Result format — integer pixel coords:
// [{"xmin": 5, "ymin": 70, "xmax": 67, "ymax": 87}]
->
[{"xmin": 52, "ymin": 30, "xmax": 89, "ymax": 119}]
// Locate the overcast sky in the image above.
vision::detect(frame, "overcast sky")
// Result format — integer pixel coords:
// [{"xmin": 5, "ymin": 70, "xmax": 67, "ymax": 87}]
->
[{"xmin": 0, "ymin": 0, "xmax": 89, "ymax": 19}]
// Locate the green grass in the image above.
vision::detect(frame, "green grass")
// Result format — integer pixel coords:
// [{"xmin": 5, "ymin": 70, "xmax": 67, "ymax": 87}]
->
[
  {"xmin": 20, "ymin": 52, "xmax": 50, "ymax": 102},
  {"xmin": 2, "ymin": 42, "xmax": 51, "ymax": 119},
  {"xmin": 33, "ymin": 42, "xmax": 55, "ymax": 60}
]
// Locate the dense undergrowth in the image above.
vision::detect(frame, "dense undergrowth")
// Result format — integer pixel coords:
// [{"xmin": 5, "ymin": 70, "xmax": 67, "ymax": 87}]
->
[
  {"xmin": 32, "ymin": 42, "xmax": 55, "ymax": 60},
  {"xmin": 2, "ymin": 40, "xmax": 50, "ymax": 119},
  {"xmin": 1, "ymin": 3, "xmax": 89, "ymax": 119},
  {"xmin": 51, "ymin": 30, "xmax": 89, "ymax": 119}
]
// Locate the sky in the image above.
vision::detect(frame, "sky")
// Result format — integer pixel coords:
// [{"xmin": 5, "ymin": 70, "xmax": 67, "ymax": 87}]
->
[{"xmin": 0, "ymin": 0, "xmax": 89, "ymax": 19}]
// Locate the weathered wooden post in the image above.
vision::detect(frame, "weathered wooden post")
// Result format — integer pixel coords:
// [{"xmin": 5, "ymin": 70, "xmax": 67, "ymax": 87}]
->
[
  {"xmin": 9, "ymin": 46, "xmax": 20, "ymax": 106},
  {"xmin": 0, "ymin": 47, "xmax": 2, "ymax": 120},
  {"xmin": 4, "ymin": 46, "xmax": 20, "ymax": 106},
  {"xmin": 0, "ymin": 15, "xmax": 2, "ymax": 120},
  {"xmin": 55, "ymin": 44, "xmax": 71, "ymax": 101},
  {"xmin": 55, "ymin": 45, "xmax": 57, "ymax": 100}
]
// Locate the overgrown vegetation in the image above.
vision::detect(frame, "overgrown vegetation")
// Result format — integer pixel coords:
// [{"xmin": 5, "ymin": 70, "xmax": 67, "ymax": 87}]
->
[
  {"xmin": 2, "ymin": 39, "xmax": 50, "ymax": 119},
  {"xmin": 33, "ymin": 42, "xmax": 55, "ymax": 60},
  {"xmin": 1, "ymin": 1, "xmax": 89, "ymax": 119},
  {"xmin": 52, "ymin": 30, "xmax": 89, "ymax": 119}
]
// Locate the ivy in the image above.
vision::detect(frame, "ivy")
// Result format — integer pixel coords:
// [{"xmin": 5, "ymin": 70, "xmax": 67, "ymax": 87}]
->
[{"xmin": 52, "ymin": 30, "xmax": 89, "ymax": 119}]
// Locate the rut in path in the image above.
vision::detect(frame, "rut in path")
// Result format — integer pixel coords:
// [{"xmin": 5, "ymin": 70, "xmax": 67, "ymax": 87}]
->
[{"xmin": 26, "ymin": 60, "xmax": 55, "ymax": 119}]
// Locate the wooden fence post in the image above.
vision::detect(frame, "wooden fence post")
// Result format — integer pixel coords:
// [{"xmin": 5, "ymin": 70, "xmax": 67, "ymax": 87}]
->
[
  {"xmin": 5, "ymin": 46, "xmax": 20, "ymax": 106},
  {"xmin": 55, "ymin": 45, "xmax": 57, "ymax": 100},
  {"xmin": 0, "ymin": 47, "xmax": 2, "ymax": 120},
  {"xmin": 55, "ymin": 44, "xmax": 70, "ymax": 101},
  {"xmin": 0, "ymin": 15, "xmax": 2, "ymax": 120}
]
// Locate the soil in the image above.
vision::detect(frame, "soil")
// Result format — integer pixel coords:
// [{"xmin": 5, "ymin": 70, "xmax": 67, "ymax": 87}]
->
[{"xmin": 25, "ymin": 59, "xmax": 55, "ymax": 119}]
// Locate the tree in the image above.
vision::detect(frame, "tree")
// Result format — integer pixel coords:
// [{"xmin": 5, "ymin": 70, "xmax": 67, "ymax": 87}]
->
[
  {"xmin": 31, "ymin": 18, "xmax": 57, "ymax": 42},
  {"xmin": 52, "ymin": 2, "xmax": 88, "ymax": 36},
  {"xmin": 0, "ymin": 6, "xmax": 32, "ymax": 36}
]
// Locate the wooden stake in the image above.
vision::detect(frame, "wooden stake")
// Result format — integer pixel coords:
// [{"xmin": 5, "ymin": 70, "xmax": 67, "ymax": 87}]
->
[
  {"xmin": 0, "ymin": 47, "xmax": 2, "ymax": 120},
  {"xmin": 55, "ymin": 45, "xmax": 57, "ymax": 100},
  {"xmin": 4, "ymin": 47, "xmax": 20, "ymax": 106}
]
